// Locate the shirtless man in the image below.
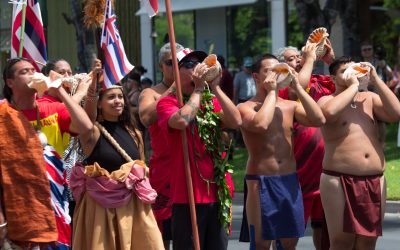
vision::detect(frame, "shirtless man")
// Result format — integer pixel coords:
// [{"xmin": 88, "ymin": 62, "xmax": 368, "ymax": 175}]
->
[
  {"xmin": 318, "ymin": 57, "xmax": 400, "ymax": 250},
  {"xmin": 275, "ymin": 42, "xmax": 335, "ymax": 250},
  {"xmin": 239, "ymin": 54, "xmax": 325, "ymax": 250},
  {"xmin": 138, "ymin": 42, "xmax": 184, "ymax": 249}
]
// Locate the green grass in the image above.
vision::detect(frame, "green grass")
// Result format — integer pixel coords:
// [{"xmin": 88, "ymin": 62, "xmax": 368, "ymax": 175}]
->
[
  {"xmin": 384, "ymin": 123, "xmax": 400, "ymax": 200},
  {"xmin": 229, "ymin": 123, "xmax": 400, "ymax": 199},
  {"xmin": 230, "ymin": 147, "xmax": 248, "ymax": 192}
]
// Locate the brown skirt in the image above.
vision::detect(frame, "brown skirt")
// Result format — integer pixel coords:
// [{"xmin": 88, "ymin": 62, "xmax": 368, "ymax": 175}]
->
[{"xmin": 72, "ymin": 192, "xmax": 164, "ymax": 250}]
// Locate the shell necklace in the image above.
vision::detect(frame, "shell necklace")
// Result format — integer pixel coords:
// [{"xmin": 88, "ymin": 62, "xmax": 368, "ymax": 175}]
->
[{"xmin": 350, "ymin": 93, "xmax": 358, "ymax": 109}]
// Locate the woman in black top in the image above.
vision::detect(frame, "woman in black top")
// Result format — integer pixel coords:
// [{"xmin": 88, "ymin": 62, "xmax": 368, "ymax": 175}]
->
[{"xmin": 71, "ymin": 66, "xmax": 163, "ymax": 250}]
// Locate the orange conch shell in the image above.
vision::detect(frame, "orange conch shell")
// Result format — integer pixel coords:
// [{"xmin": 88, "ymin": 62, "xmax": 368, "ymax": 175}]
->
[
  {"xmin": 203, "ymin": 54, "xmax": 222, "ymax": 82},
  {"xmin": 343, "ymin": 63, "xmax": 370, "ymax": 80},
  {"xmin": 307, "ymin": 27, "xmax": 329, "ymax": 60},
  {"xmin": 271, "ymin": 63, "xmax": 293, "ymax": 89}
]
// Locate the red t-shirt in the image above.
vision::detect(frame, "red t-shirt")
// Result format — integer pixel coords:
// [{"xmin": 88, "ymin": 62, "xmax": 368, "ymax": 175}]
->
[
  {"xmin": 21, "ymin": 102, "xmax": 72, "ymax": 155},
  {"xmin": 37, "ymin": 94, "xmax": 60, "ymax": 104},
  {"xmin": 279, "ymin": 74, "xmax": 334, "ymax": 196},
  {"xmin": 148, "ymin": 121, "xmax": 172, "ymax": 220},
  {"xmin": 157, "ymin": 95, "xmax": 221, "ymax": 204}
]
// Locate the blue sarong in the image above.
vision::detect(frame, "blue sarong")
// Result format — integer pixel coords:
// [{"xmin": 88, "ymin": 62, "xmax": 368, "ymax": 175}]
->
[{"xmin": 245, "ymin": 173, "xmax": 305, "ymax": 240}]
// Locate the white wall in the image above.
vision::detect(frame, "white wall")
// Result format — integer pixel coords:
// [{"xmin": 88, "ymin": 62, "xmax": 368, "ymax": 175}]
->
[
  {"xmin": 140, "ymin": 14, "xmax": 154, "ymax": 81},
  {"xmin": 271, "ymin": 0, "xmax": 286, "ymax": 53}
]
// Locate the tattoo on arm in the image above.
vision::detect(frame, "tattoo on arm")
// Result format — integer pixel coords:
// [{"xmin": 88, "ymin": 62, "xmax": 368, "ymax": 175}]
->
[
  {"xmin": 178, "ymin": 110, "xmax": 191, "ymax": 123},
  {"xmin": 177, "ymin": 100, "xmax": 198, "ymax": 123}
]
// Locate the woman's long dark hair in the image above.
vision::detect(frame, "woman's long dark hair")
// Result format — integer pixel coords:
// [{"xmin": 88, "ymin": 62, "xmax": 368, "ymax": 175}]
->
[{"xmin": 98, "ymin": 87, "xmax": 145, "ymax": 160}]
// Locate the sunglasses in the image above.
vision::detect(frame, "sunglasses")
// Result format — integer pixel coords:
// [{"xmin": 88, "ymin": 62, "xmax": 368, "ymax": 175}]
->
[
  {"xmin": 164, "ymin": 59, "xmax": 173, "ymax": 66},
  {"xmin": 362, "ymin": 47, "xmax": 372, "ymax": 52},
  {"xmin": 180, "ymin": 60, "xmax": 199, "ymax": 69}
]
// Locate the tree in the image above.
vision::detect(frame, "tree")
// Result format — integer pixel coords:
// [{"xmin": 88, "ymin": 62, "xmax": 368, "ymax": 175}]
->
[
  {"xmin": 293, "ymin": 0, "xmax": 371, "ymax": 59},
  {"xmin": 65, "ymin": 0, "xmax": 97, "ymax": 72}
]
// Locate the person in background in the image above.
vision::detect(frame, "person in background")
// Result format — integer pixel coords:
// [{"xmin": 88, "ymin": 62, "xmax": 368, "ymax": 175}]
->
[
  {"xmin": 360, "ymin": 41, "xmax": 393, "ymax": 89},
  {"xmin": 274, "ymin": 42, "xmax": 335, "ymax": 250},
  {"xmin": 141, "ymin": 77, "xmax": 153, "ymax": 89},
  {"xmin": 233, "ymin": 56, "xmax": 256, "ymax": 104},
  {"xmin": 217, "ymin": 55, "xmax": 234, "ymax": 100},
  {"xmin": 138, "ymin": 42, "xmax": 184, "ymax": 249}
]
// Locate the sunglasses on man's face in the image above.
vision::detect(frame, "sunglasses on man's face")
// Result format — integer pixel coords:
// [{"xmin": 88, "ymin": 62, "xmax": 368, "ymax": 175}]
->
[
  {"xmin": 180, "ymin": 60, "xmax": 199, "ymax": 69},
  {"xmin": 362, "ymin": 47, "xmax": 373, "ymax": 52},
  {"xmin": 164, "ymin": 59, "xmax": 173, "ymax": 66}
]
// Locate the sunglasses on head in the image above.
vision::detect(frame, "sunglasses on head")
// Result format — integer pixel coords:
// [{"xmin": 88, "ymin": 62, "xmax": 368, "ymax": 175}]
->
[{"xmin": 180, "ymin": 60, "xmax": 199, "ymax": 69}]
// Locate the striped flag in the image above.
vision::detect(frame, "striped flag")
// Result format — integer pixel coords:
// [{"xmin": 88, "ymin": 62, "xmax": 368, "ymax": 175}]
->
[
  {"xmin": 101, "ymin": 0, "xmax": 134, "ymax": 88},
  {"xmin": 141, "ymin": 0, "xmax": 158, "ymax": 17},
  {"xmin": 11, "ymin": 0, "xmax": 47, "ymax": 71}
]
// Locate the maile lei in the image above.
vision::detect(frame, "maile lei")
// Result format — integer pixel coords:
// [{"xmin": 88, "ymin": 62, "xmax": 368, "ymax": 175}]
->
[{"xmin": 182, "ymin": 86, "xmax": 233, "ymax": 233}]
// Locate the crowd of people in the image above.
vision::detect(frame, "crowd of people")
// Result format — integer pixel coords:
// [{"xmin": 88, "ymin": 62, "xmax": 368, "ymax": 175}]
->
[{"xmin": 0, "ymin": 35, "xmax": 399, "ymax": 250}]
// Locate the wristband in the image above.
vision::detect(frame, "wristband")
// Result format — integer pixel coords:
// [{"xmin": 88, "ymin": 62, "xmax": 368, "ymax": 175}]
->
[
  {"xmin": 0, "ymin": 221, "xmax": 7, "ymax": 228},
  {"xmin": 86, "ymin": 95, "xmax": 99, "ymax": 102}
]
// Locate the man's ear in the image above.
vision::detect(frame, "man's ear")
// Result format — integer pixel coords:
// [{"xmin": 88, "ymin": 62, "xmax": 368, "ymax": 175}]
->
[
  {"xmin": 252, "ymin": 73, "xmax": 259, "ymax": 83},
  {"xmin": 6, "ymin": 78, "xmax": 14, "ymax": 89},
  {"xmin": 330, "ymin": 75, "xmax": 336, "ymax": 83}
]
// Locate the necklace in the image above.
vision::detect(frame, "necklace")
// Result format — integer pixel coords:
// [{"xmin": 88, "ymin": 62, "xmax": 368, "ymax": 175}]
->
[
  {"xmin": 12, "ymin": 100, "xmax": 47, "ymax": 147},
  {"xmin": 160, "ymin": 80, "xmax": 170, "ymax": 89},
  {"xmin": 350, "ymin": 93, "xmax": 358, "ymax": 109},
  {"xmin": 34, "ymin": 105, "xmax": 48, "ymax": 147}
]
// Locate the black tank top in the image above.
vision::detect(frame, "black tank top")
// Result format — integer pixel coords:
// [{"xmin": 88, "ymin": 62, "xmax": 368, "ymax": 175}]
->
[{"xmin": 84, "ymin": 120, "xmax": 140, "ymax": 172}]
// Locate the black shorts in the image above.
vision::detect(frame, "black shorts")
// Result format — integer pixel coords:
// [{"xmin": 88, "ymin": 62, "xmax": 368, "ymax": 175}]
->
[
  {"xmin": 172, "ymin": 203, "xmax": 228, "ymax": 250},
  {"xmin": 162, "ymin": 217, "xmax": 172, "ymax": 241}
]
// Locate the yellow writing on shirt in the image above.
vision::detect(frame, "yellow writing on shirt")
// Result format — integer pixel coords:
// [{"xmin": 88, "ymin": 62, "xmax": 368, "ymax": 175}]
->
[{"xmin": 30, "ymin": 113, "xmax": 70, "ymax": 155}]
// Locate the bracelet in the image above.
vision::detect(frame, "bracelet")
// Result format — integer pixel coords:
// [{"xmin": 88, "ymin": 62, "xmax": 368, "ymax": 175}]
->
[
  {"xmin": 86, "ymin": 95, "xmax": 99, "ymax": 102},
  {"xmin": 0, "ymin": 221, "xmax": 7, "ymax": 228},
  {"xmin": 194, "ymin": 88, "xmax": 204, "ymax": 94}
]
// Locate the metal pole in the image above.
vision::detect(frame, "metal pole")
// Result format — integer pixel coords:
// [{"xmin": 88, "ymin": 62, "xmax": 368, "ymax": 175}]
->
[
  {"xmin": 164, "ymin": 1, "xmax": 200, "ymax": 249},
  {"xmin": 18, "ymin": 0, "xmax": 27, "ymax": 57}
]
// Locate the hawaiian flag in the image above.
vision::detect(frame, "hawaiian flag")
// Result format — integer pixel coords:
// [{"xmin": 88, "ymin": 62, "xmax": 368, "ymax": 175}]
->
[
  {"xmin": 11, "ymin": 0, "xmax": 47, "ymax": 71},
  {"xmin": 101, "ymin": 0, "xmax": 134, "ymax": 88},
  {"xmin": 141, "ymin": 0, "xmax": 158, "ymax": 17}
]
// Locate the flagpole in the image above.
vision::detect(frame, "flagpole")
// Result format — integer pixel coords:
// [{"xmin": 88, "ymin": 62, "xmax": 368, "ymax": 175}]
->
[
  {"xmin": 18, "ymin": 0, "xmax": 27, "ymax": 57},
  {"xmin": 164, "ymin": 1, "xmax": 200, "ymax": 249}
]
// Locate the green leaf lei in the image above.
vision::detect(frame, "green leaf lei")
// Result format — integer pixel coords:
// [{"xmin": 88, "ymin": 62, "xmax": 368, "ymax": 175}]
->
[{"xmin": 194, "ymin": 87, "xmax": 233, "ymax": 233}]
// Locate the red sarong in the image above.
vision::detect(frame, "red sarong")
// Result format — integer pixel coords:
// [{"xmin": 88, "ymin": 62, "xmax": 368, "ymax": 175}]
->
[{"xmin": 323, "ymin": 170, "xmax": 382, "ymax": 237}]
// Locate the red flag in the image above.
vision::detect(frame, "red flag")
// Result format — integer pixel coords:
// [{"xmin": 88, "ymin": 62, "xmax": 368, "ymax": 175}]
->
[
  {"xmin": 11, "ymin": 0, "xmax": 47, "ymax": 71},
  {"xmin": 141, "ymin": 0, "xmax": 158, "ymax": 17}
]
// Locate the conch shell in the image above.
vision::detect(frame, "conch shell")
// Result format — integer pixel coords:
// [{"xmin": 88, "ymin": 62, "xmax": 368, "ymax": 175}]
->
[
  {"xmin": 202, "ymin": 54, "xmax": 222, "ymax": 82},
  {"xmin": 343, "ymin": 63, "xmax": 370, "ymax": 80},
  {"xmin": 307, "ymin": 27, "xmax": 329, "ymax": 60},
  {"xmin": 28, "ymin": 71, "xmax": 89, "ymax": 97},
  {"xmin": 271, "ymin": 63, "xmax": 293, "ymax": 89},
  {"xmin": 28, "ymin": 72, "xmax": 59, "ymax": 97}
]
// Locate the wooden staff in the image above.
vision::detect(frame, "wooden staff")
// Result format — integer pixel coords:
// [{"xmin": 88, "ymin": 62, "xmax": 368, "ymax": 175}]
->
[{"xmin": 164, "ymin": 1, "xmax": 200, "ymax": 249}]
